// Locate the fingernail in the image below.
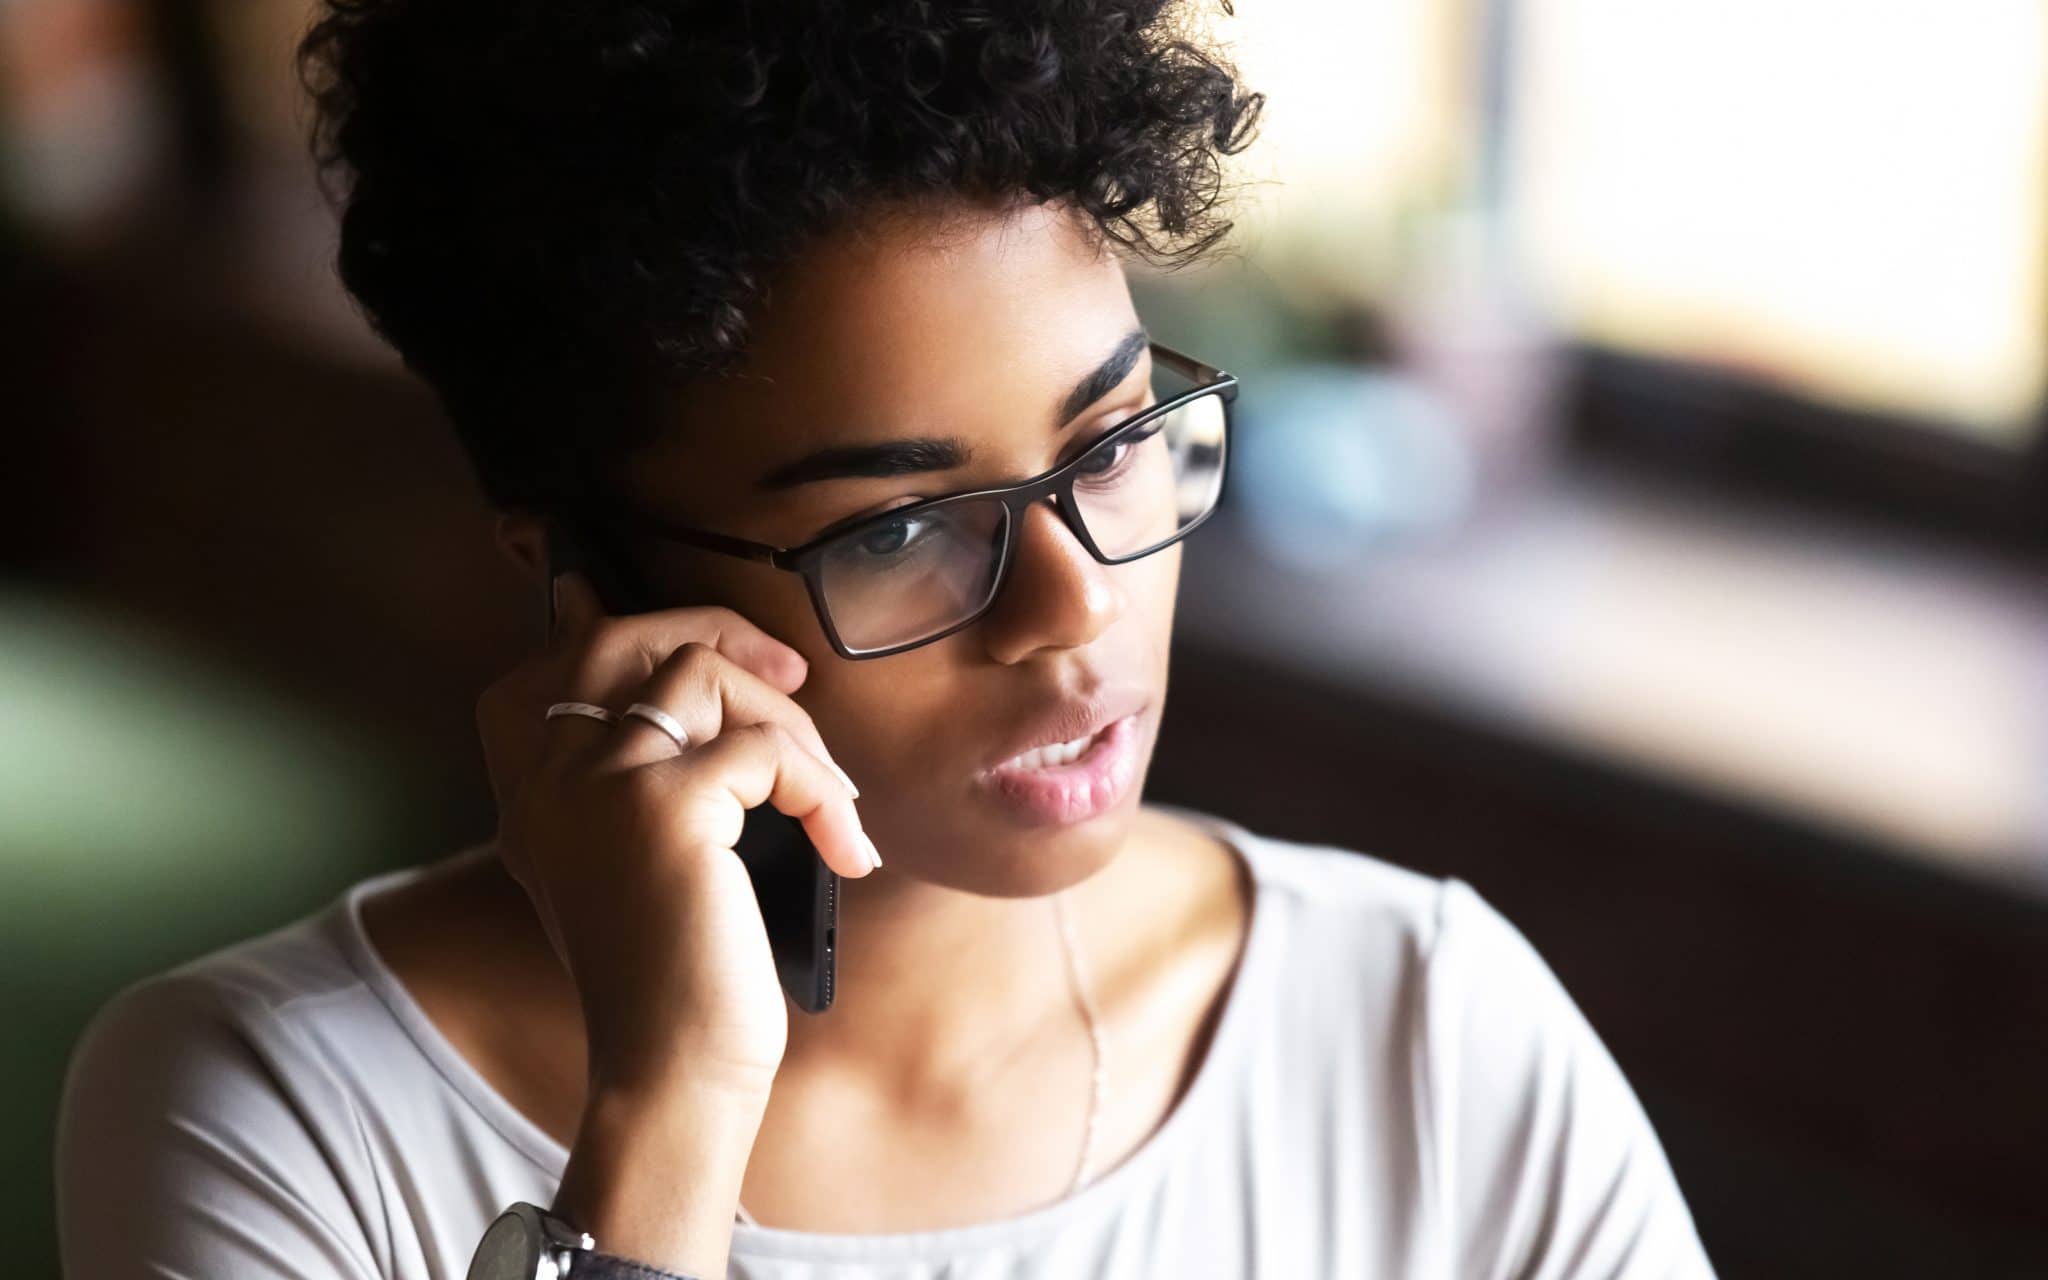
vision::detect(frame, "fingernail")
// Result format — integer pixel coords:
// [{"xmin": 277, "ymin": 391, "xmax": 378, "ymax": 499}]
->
[
  {"xmin": 857, "ymin": 830, "xmax": 883, "ymax": 870},
  {"xmin": 827, "ymin": 758, "xmax": 860, "ymax": 799}
]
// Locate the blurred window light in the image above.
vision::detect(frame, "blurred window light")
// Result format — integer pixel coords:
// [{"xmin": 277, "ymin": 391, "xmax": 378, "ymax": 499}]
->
[
  {"xmin": 1504, "ymin": 0, "xmax": 2048, "ymax": 444},
  {"xmin": 1233, "ymin": 365, "xmax": 1475, "ymax": 569},
  {"xmin": 1192, "ymin": 0, "xmax": 1474, "ymax": 305}
]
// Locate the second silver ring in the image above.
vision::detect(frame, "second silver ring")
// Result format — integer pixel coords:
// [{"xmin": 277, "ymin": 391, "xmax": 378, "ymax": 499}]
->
[{"xmin": 622, "ymin": 701, "xmax": 692, "ymax": 752}]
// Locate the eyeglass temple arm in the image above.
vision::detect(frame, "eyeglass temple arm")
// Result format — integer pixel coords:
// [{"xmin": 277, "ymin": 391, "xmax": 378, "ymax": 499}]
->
[
  {"xmin": 1149, "ymin": 340, "xmax": 1234, "ymax": 395},
  {"xmin": 604, "ymin": 510, "xmax": 789, "ymax": 565}
]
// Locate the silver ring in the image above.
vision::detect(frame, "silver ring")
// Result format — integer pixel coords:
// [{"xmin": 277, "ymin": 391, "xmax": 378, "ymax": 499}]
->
[
  {"xmin": 545, "ymin": 701, "xmax": 618, "ymax": 724},
  {"xmin": 622, "ymin": 701, "xmax": 692, "ymax": 752}
]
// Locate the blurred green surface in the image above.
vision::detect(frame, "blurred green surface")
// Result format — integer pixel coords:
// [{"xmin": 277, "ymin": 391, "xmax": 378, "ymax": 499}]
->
[{"xmin": 2, "ymin": 587, "xmax": 431, "ymax": 1278}]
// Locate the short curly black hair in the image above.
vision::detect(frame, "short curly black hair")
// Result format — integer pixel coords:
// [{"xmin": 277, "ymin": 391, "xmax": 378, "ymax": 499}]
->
[{"xmin": 298, "ymin": 0, "xmax": 1263, "ymax": 510}]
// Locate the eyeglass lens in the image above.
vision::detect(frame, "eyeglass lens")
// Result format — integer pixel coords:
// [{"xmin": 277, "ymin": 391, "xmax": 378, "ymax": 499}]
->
[{"xmin": 814, "ymin": 379, "xmax": 1227, "ymax": 654}]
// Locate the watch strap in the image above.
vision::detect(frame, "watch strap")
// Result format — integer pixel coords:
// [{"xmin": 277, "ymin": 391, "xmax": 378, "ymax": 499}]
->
[{"xmin": 573, "ymin": 1250, "xmax": 708, "ymax": 1280}]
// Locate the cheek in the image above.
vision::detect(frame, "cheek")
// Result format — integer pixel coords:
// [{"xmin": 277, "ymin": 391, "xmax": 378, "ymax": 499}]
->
[
  {"xmin": 1127, "ymin": 542, "xmax": 1183, "ymax": 638},
  {"xmin": 792, "ymin": 654, "xmax": 947, "ymax": 778},
  {"xmin": 789, "ymin": 549, "xmax": 1183, "ymax": 781}
]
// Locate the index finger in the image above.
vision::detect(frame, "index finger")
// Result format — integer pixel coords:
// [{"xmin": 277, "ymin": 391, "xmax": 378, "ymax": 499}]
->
[{"xmin": 554, "ymin": 572, "xmax": 810, "ymax": 696}]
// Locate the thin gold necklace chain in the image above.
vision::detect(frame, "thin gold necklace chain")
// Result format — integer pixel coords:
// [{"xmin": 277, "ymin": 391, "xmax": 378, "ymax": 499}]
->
[
  {"xmin": 1055, "ymin": 883, "xmax": 1107, "ymax": 1194},
  {"xmin": 732, "ymin": 888, "xmax": 1105, "ymax": 1227}
]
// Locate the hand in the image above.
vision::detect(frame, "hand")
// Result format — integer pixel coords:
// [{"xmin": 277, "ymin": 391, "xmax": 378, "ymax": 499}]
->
[{"xmin": 475, "ymin": 570, "xmax": 876, "ymax": 1099}]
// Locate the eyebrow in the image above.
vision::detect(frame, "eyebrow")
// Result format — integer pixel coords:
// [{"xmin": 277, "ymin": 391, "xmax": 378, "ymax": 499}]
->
[{"xmin": 754, "ymin": 327, "xmax": 1150, "ymax": 491}]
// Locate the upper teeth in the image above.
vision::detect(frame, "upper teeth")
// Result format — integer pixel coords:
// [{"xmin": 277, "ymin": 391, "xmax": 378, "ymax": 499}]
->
[{"xmin": 1004, "ymin": 728, "xmax": 1098, "ymax": 771}]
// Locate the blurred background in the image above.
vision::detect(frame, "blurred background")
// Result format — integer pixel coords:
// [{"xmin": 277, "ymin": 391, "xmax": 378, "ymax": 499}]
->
[{"xmin": 5, "ymin": 1, "xmax": 2046, "ymax": 1275}]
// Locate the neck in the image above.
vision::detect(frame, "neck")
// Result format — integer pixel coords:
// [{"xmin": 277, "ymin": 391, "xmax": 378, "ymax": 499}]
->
[
  {"xmin": 467, "ymin": 808, "xmax": 1184, "ymax": 1102},
  {"xmin": 776, "ymin": 861, "xmax": 1105, "ymax": 1092}
]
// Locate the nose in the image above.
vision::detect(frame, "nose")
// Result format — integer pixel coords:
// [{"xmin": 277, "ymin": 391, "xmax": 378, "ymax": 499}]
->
[{"xmin": 978, "ymin": 496, "xmax": 1125, "ymax": 665}]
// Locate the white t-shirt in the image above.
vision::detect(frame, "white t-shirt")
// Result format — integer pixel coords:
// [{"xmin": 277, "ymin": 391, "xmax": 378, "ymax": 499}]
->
[{"xmin": 56, "ymin": 804, "xmax": 1717, "ymax": 1278}]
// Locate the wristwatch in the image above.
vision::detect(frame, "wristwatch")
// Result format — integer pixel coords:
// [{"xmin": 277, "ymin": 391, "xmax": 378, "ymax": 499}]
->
[{"xmin": 466, "ymin": 1202, "xmax": 705, "ymax": 1280}]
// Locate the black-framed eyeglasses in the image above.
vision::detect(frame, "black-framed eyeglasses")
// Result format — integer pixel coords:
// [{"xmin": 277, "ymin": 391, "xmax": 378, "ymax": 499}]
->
[{"xmin": 580, "ymin": 340, "xmax": 1236, "ymax": 660}]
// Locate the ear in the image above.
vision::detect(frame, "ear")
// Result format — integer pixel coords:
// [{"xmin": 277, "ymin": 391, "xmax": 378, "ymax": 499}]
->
[{"xmin": 494, "ymin": 511, "xmax": 550, "ymax": 579}]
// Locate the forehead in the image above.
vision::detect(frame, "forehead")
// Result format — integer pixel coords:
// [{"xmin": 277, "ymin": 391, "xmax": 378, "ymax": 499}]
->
[{"xmin": 620, "ymin": 199, "xmax": 1139, "ymax": 518}]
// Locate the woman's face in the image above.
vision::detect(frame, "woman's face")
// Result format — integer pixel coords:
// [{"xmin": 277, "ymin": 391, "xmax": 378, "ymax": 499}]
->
[{"xmin": 610, "ymin": 197, "xmax": 1181, "ymax": 898}]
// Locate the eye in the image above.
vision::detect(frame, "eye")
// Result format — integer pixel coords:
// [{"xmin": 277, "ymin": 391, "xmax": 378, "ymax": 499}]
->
[
  {"xmin": 855, "ymin": 512, "xmax": 921, "ymax": 556},
  {"xmin": 811, "ymin": 495, "xmax": 922, "ymax": 545},
  {"xmin": 1064, "ymin": 391, "xmax": 1163, "ymax": 460},
  {"xmin": 1075, "ymin": 417, "xmax": 1164, "ymax": 483},
  {"xmin": 1078, "ymin": 442, "xmax": 1127, "ymax": 477},
  {"xmin": 839, "ymin": 506, "xmax": 948, "ymax": 565}
]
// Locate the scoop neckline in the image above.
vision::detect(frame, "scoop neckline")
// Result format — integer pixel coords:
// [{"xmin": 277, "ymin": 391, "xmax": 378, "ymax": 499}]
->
[{"xmin": 334, "ymin": 803, "xmax": 1276, "ymax": 1262}]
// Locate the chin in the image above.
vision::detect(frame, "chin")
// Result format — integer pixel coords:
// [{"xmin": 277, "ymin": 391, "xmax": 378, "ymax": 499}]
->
[
  {"xmin": 952, "ymin": 746, "xmax": 1161, "ymax": 899},
  {"xmin": 955, "ymin": 804, "xmax": 1142, "ymax": 899},
  {"xmin": 862, "ymin": 778, "xmax": 1153, "ymax": 901}
]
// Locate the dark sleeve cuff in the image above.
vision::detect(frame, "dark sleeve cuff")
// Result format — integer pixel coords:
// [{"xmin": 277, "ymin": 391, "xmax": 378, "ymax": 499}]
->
[{"xmin": 575, "ymin": 1250, "xmax": 708, "ymax": 1280}]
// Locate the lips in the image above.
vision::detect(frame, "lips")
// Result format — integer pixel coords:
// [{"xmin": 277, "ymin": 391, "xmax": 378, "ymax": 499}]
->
[
  {"xmin": 976, "ymin": 689, "xmax": 1151, "ymax": 777},
  {"xmin": 976, "ymin": 711, "xmax": 1144, "ymax": 827}
]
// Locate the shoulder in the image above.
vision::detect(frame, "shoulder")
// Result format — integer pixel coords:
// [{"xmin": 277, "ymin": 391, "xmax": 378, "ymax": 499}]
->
[
  {"xmin": 1414, "ymin": 877, "xmax": 1716, "ymax": 1274},
  {"xmin": 57, "ymin": 885, "xmax": 405, "ymax": 1183},
  {"xmin": 68, "ymin": 901, "xmax": 347, "ymax": 1068},
  {"xmin": 1189, "ymin": 806, "xmax": 1571, "ymax": 1013},
  {"xmin": 56, "ymin": 891, "xmax": 401, "ymax": 1277},
  {"xmin": 1174, "ymin": 807, "xmax": 1716, "ymax": 1277},
  {"xmin": 1193, "ymin": 805, "xmax": 1625, "ymax": 1116},
  {"xmin": 1233, "ymin": 820, "xmax": 1449, "ymax": 925},
  {"xmin": 65, "ymin": 886, "xmax": 382, "ymax": 1096},
  {"xmin": 57, "ymin": 854, "xmax": 473, "ymax": 1153},
  {"xmin": 1178, "ymin": 805, "xmax": 1456, "ymax": 975}
]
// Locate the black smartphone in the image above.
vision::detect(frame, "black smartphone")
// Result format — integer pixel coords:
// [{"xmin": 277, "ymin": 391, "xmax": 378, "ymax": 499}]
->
[{"xmin": 544, "ymin": 514, "xmax": 839, "ymax": 1015}]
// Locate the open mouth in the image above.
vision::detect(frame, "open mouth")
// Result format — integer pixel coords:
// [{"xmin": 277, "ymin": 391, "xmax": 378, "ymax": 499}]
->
[
  {"xmin": 994, "ymin": 721, "xmax": 1114, "ymax": 773},
  {"xmin": 978, "ymin": 712, "xmax": 1142, "ymax": 827}
]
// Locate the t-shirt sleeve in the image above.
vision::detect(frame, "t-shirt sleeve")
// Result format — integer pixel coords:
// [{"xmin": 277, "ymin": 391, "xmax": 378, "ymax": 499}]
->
[
  {"xmin": 1420, "ymin": 878, "xmax": 1717, "ymax": 1280},
  {"xmin": 56, "ymin": 972, "xmax": 386, "ymax": 1279}
]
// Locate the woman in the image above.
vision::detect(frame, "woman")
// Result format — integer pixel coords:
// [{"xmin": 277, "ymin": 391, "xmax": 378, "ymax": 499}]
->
[{"xmin": 56, "ymin": 1, "xmax": 1715, "ymax": 1277}]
